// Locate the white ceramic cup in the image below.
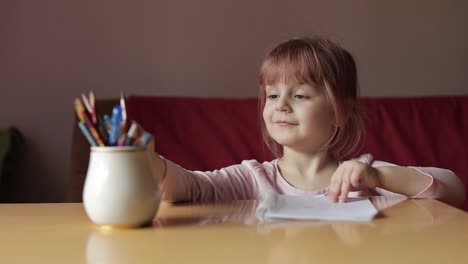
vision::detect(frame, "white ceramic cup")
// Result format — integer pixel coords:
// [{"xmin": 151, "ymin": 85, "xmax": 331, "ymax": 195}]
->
[{"xmin": 83, "ymin": 146, "xmax": 160, "ymax": 228}]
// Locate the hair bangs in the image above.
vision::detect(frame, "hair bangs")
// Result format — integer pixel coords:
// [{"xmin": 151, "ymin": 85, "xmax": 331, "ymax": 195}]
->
[{"xmin": 259, "ymin": 46, "xmax": 320, "ymax": 88}]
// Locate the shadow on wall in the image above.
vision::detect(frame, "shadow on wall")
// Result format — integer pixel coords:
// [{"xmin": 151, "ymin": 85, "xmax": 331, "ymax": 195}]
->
[
  {"xmin": 0, "ymin": 128, "xmax": 57, "ymax": 203},
  {"xmin": 0, "ymin": 127, "xmax": 24, "ymax": 203}
]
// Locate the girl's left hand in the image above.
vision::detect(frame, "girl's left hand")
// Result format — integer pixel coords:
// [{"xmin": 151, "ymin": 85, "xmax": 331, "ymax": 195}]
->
[{"xmin": 328, "ymin": 160, "xmax": 381, "ymax": 203}]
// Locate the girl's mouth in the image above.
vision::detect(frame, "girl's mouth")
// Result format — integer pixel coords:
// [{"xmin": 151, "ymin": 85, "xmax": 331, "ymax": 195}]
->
[{"xmin": 275, "ymin": 121, "xmax": 297, "ymax": 127}]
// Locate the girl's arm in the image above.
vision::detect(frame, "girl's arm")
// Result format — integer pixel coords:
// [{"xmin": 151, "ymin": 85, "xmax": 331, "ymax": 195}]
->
[
  {"xmin": 147, "ymin": 138, "xmax": 167, "ymax": 184},
  {"xmin": 329, "ymin": 155, "xmax": 466, "ymax": 208},
  {"xmin": 147, "ymin": 139, "xmax": 258, "ymax": 202},
  {"xmin": 148, "ymin": 142, "xmax": 259, "ymax": 203},
  {"xmin": 374, "ymin": 166, "xmax": 432, "ymax": 197},
  {"xmin": 374, "ymin": 163, "xmax": 466, "ymax": 208},
  {"xmin": 160, "ymin": 158, "xmax": 259, "ymax": 202},
  {"xmin": 152, "ymin": 153, "xmax": 167, "ymax": 183}
]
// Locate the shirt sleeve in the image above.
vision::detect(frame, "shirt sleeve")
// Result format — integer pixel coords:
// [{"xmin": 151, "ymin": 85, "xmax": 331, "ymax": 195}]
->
[
  {"xmin": 366, "ymin": 156, "xmax": 466, "ymax": 208},
  {"xmin": 408, "ymin": 166, "xmax": 466, "ymax": 206},
  {"xmin": 160, "ymin": 158, "xmax": 260, "ymax": 202}
]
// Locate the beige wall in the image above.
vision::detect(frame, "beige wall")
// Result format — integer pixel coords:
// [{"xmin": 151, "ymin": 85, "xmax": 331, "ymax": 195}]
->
[{"xmin": 1, "ymin": 0, "xmax": 467, "ymax": 202}]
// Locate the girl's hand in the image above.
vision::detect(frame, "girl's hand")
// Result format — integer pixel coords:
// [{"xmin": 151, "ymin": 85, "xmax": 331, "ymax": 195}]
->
[
  {"xmin": 328, "ymin": 160, "xmax": 381, "ymax": 203},
  {"xmin": 145, "ymin": 136, "xmax": 167, "ymax": 183},
  {"xmin": 146, "ymin": 136, "xmax": 155, "ymax": 154}
]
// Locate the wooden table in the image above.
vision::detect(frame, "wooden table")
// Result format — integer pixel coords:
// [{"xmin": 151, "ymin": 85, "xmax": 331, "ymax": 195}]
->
[{"xmin": 1, "ymin": 198, "xmax": 468, "ymax": 263}]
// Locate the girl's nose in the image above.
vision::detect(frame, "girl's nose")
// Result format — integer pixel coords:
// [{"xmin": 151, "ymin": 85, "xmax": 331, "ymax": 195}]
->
[{"xmin": 275, "ymin": 98, "xmax": 291, "ymax": 112}]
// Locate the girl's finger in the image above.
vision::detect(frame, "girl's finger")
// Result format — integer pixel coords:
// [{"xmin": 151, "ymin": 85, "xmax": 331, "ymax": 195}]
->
[
  {"xmin": 350, "ymin": 169, "xmax": 362, "ymax": 188},
  {"xmin": 340, "ymin": 170, "xmax": 351, "ymax": 203},
  {"xmin": 329, "ymin": 167, "xmax": 343, "ymax": 203}
]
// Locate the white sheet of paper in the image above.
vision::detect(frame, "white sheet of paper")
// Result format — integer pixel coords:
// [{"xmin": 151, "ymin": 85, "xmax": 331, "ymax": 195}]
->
[{"xmin": 256, "ymin": 193, "xmax": 379, "ymax": 222}]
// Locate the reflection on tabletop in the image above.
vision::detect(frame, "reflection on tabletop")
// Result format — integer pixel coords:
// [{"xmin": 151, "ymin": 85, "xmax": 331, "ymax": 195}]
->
[
  {"xmin": 152, "ymin": 196, "xmax": 435, "ymax": 228},
  {"xmin": 85, "ymin": 197, "xmax": 458, "ymax": 264},
  {"xmin": 90, "ymin": 196, "xmax": 458, "ymax": 245},
  {"xmin": 151, "ymin": 196, "xmax": 456, "ymax": 246},
  {"xmin": 84, "ymin": 197, "xmax": 466, "ymax": 264}
]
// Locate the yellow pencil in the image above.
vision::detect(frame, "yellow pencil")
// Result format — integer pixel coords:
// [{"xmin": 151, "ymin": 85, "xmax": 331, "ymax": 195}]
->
[{"xmin": 74, "ymin": 98, "xmax": 85, "ymax": 122}]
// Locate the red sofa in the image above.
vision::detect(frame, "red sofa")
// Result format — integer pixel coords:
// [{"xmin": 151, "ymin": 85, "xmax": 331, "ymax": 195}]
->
[{"xmin": 68, "ymin": 95, "xmax": 468, "ymax": 211}]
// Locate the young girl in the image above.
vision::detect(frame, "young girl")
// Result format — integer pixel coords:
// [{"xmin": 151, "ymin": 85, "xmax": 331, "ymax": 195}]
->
[{"xmin": 150, "ymin": 37, "xmax": 466, "ymax": 208}]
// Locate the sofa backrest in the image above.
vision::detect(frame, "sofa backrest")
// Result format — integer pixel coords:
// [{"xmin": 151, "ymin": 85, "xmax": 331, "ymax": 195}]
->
[{"xmin": 68, "ymin": 95, "xmax": 468, "ymax": 211}]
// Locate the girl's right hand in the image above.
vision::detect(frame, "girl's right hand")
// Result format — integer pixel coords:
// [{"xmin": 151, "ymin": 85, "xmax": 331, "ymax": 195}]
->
[
  {"xmin": 328, "ymin": 160, "xmax": 381, "ymax": 203},
  {"xmin": 146, "ymin": 136, "xmax": 167, "ymax": 184}
]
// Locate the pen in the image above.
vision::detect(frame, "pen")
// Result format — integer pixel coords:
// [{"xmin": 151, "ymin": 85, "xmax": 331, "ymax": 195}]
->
[
  {"xmin": 135, "ymin": 132, "xmax": 152, "ymax": 147},
  {"xmin": 124, "ymin": 121, "xmax": 140, "ymax": 146},
  {"xmin": 108, "ymin": 105, "xmax": 122, "ymax": 146},
  {"xmin": 97, "ymin": 116, "xmax": 109, "ymax": 144},
  {"xmin": 116, "ymin": 92, "xmax": 128, "ymax": 146},
  {"xmin": 120, "ymin": 91, "xmax": 127, "ymax": 125},
  {"xmin": 117, "ymin": 122, "xmax": 127, "ymax": 146},
  {"xmin": 103, "ymin": 115, "xmax": 112, "ymax": 133},
  {"xmin": 78, "ymin": 121, "xmax": 97, "ymax": 146}
]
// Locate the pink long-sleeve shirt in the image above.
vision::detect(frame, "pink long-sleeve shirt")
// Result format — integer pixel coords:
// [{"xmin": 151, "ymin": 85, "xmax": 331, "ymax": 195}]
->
[{"xmin": 160, "ymin": 154, "xmax": 465, "ymax": 207}]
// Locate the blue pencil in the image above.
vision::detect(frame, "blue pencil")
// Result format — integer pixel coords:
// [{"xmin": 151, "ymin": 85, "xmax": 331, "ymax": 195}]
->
[{"xmin": 78, "ymin": 122, "xmax": 97, "ymax": 146}]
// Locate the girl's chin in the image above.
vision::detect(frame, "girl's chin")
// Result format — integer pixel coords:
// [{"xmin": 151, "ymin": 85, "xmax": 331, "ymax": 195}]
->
[
  {"xmin": 272, "ymin": 138, "xmax": 323, "ymax": 152},
  {"xmin": 272, "ymin": 139, "xmax": 305, "ymax": 149}
]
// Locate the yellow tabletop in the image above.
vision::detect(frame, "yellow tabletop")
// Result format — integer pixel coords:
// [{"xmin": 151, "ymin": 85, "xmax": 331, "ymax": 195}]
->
[{"xmin": 1, "ymin": 198, "xmax": 468, "ymax": 264}]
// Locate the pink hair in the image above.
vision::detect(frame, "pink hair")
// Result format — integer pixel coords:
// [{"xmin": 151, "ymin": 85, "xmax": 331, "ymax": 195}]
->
[{"xmin": 258, "ymin": 37, "xmax": 363, "ymax": 160}]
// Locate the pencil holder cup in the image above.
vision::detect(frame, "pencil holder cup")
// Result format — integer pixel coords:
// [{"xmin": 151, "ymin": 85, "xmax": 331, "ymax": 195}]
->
[{"xmin": 83, "ymin": 146, "xmax": 160, "ymax": 228}]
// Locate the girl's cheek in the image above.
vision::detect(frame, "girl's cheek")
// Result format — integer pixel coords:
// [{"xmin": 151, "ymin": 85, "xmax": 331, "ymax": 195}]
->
[
  {"xmin": 262, "ymin": 105, "xmax": 271, "ymax": 118},
  {"xmin": 262, "ymin": 111, "xmax": 269, "ymax": 123}
]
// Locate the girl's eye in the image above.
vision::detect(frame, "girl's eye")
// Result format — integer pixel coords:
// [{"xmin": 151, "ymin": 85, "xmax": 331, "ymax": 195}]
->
[
  {"xmin": 294, "ymin": 95, "xmax": 309, "ymax": 99},
  {"xmin": 267, "ymin": 95, "xmax": 278, "ymax": 99}
]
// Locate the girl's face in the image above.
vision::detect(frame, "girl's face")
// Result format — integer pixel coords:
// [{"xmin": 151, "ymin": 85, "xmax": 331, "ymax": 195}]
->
[{"xmin": 262, "ymin": 82, "xmax": 336, "ymax": 153}]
